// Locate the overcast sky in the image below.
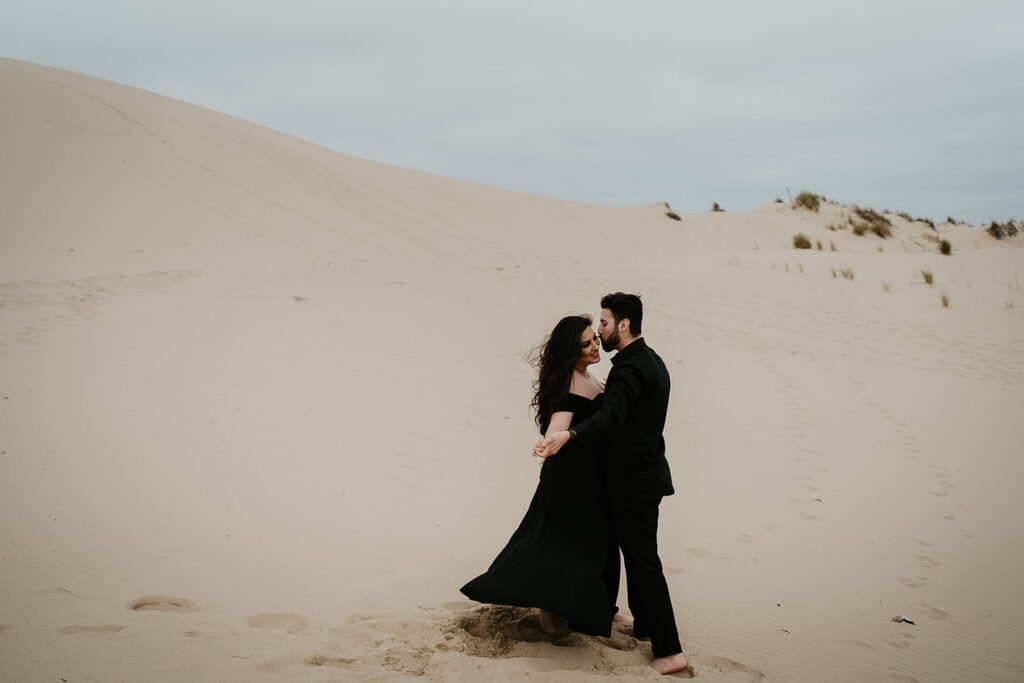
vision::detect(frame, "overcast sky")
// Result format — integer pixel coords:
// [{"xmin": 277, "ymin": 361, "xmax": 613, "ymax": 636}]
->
[{"xmin": 6, "ymin": 1, "xmax": 1023, "ymax": 224}]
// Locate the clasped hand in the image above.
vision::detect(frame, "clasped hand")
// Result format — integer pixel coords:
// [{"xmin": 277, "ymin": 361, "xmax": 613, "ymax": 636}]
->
[{"xmin": 532, "ymin": 431, "xmax": 571, "ymax": 460}]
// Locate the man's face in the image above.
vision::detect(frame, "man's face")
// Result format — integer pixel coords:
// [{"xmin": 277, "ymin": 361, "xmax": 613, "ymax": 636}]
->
[{"xmin": 598, "ymin": 308, "xmax": 621, "ymax": 352}]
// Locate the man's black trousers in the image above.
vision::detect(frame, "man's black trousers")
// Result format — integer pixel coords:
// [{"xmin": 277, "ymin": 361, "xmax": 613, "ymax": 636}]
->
[{"xmin": 605, "ymin": 491, "xmax": 682, "ymax": 658}]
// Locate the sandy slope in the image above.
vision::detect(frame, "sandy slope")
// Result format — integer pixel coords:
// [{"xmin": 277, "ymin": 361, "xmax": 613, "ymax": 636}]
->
[{"xmin": 2, "ymin": 57, "xmax": 1023, "ymax": 681}]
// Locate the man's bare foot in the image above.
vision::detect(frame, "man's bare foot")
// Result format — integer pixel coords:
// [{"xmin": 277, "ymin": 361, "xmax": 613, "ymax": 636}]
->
[
  {"xmin": 612, "ymin": 612, "xmax": 634, "ymax": 627},
  {"xmin": 538, "ymin": 609, "xmax": 567, "ymax": 636},
  {"xmin": 651, "ymin": 653, "xmax": 688, "ymax": 675}
]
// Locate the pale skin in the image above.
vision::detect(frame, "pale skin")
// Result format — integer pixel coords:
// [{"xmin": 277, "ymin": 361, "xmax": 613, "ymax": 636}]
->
[{"xmin": 533, "ymin": 310, "xmax": 689, "ymax": 675}]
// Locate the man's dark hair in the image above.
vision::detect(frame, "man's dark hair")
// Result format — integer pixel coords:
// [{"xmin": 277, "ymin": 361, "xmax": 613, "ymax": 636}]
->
[{"xmin": 601, "ymin": 292, "xmax": 643, "ymax": 336}]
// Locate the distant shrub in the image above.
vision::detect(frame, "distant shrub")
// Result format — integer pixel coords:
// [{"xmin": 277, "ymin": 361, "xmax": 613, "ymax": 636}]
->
[
  {"xmin": 921, "ymin": 269, "xmax": 933, "ymax": 285},
  {"xmin": 840, "ymin": 267, "xmax": 855, "ymax": 280},
  {"xmin": 946, "ymin": 216, "xmax": 960, "ymax": 225},
  {"xmin": 896, "ymin": 211, "xmax": 912, "ymax": 221},
  {"xmin": 848, "ymin": 206, "xmax": 893, "ymax": 239},
  {"xmin": 793, "ymin": 192, "xmax": 821, "ymax": 212},
  {"xmin": 774, "ymin": 197, "xmax": 784, "ymax": 203},
  {"xmin": 853, "ymin": 206, "xmax": 892, "ymax": 227},
  {"xmin": 666, "ymin": 212, "xmax": 682, "ymax": 221},
  {"xmin": 940, "ymin": 239, "xmax": 952, "ymax": 255},
  {"xmin": 831, "ymin": 267, "xmax": 837, "ymax": 278},
  {"xmin": 816, "ymin": 241, "xmax": 822, "ymax": 250},
  {"xmin": 830, "ymin": 242, "xmax": 837, "ymax": 251},
  {"xmin": 712, "ymin": 202, "xmax": 725, "ymax": 212},
  {"xmin": 793, "ymin": 233, "xmax": 812, "ymax": 249},
  {"xmin": 988, "ymin": 221, "xmax": 1019, "ymax": 239},
  {"xmin": 941, "ymin": 293, "xmax": 950, "ymax": 308},
  {"xmin": 871, "ymin": 224, "xmax": 891, "ymax": 238},
  {"xmin": 916, "ymin": 217, "xmax": 936, "ymax": 229}
]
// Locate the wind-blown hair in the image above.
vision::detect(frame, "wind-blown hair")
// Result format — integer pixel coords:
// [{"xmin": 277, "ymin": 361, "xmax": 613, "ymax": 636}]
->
[{"xmin": 531, "ymin": 315, "xmax": 592, "ymax": 435}]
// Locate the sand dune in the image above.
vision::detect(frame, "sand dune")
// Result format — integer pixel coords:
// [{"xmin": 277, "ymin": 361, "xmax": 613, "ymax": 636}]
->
[{"xmin": 2, "ymin": 57, "xmax": 1023, "ymax": 681}]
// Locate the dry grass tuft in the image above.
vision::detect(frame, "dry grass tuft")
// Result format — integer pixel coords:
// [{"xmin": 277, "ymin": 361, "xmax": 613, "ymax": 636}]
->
[
  {"xmin": 793, "ymin": 192, "xmax": 821, "ymax": 212},
  {"xmin": 987, "ymin": 221, "xmax": 1020, "ymax": 239},
  {"xmin": 711, "ymin": 202, "xmax": 725, "ymax": 212},
  {"xmin": 849, "ymin": 206, "xmax": 893, "ymax": 238},
  {"xmin": 793, "ymin": 234, "xmax": 812, "ymax": 249},
  {"xmin": 921, "ymin": 270, "xmax": 934, "ymax": 285},
  {"xmin": 940, "ymin": 239, "xmax": 952, "ymax": 255}
]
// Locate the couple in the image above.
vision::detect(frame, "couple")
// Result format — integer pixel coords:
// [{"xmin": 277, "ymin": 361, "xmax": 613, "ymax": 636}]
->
[{"xmin": 461, "ymin": 292, "xmax": 688, "ymax": 675}]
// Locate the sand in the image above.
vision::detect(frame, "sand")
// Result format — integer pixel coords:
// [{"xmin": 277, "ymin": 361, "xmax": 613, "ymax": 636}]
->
[{"xmin": 1, "ymin": 57, "xmax": 1023, "ymax": 681}]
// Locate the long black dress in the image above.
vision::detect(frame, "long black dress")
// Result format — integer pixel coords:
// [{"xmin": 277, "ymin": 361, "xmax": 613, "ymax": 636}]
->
[{"xmin": 460, "ymin": 393, "xmax": 613, "ymax": 636}]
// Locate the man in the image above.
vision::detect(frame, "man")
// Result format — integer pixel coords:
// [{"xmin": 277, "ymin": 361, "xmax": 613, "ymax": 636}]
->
[{"xmin": 535, "ymin": 292, "xmax": 688, "ymax": 675}]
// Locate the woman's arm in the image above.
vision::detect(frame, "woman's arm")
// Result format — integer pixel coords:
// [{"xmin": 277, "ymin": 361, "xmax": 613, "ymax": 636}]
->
[{"xmin": 544, "ymin": 411, "xmax": 573, "ymax": 441}]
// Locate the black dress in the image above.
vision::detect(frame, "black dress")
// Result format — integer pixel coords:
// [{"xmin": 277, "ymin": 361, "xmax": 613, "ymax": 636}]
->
[{"xmin": 460, "ymin": 393, "xmax": 613, "ymax": 636}]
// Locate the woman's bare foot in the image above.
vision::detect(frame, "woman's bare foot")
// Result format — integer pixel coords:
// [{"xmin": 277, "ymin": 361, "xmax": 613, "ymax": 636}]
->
[
  {"xmin": 538, "ymin": 609, "xmax": 567, "ymax": 636},
  {"xmin": 651, "ymin": 652, "xmax": 688, "ymax": 675},
  {"xmin": 612, "ymin": 612, "xmax": 634, "ymax": 627}
]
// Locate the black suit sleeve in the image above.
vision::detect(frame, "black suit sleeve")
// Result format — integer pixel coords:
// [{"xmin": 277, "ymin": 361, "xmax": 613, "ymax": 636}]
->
[{"xmin": 572, "ymin": 363, "xmax": 643, "ymax": 441}]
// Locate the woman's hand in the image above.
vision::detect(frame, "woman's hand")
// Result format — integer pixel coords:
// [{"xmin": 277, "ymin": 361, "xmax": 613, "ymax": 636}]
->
[{"xmin": 534, "ymin": 431, "xmax": 570, "ymax": 459}]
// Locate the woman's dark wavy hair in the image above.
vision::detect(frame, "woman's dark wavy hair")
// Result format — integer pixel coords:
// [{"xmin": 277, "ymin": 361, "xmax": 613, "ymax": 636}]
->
[{"xmin": 531, "ymin": 314, "xmax": 592, "ymax": 435}]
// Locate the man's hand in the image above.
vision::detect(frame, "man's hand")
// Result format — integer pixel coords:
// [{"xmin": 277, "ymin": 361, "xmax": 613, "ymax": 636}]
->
[{"xmin": 533, "ymin": 431, "xmax": 571, "ymax": 459}]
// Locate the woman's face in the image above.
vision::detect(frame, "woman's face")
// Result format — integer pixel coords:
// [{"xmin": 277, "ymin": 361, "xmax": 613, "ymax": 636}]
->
[{"xmin": 579, "ymin": 328, "xmax": 601, "ymax": 366}]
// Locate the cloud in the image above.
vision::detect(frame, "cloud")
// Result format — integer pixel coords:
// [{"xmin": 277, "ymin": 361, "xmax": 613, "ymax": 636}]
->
[{"xmin": 4, "ymin": 0, "xmax": 1023, "ymax": 222}]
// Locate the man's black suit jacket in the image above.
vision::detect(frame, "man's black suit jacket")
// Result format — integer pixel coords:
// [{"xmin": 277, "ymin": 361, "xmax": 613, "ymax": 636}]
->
[{"xmin": 572, "ymin": 337, "xmax": 674, "ymax": 496}]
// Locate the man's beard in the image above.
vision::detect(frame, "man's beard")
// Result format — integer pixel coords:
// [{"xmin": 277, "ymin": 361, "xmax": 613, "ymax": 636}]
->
[{"xmin": 601, "ymin": 329, "xmax": 620, "ymax": 352}]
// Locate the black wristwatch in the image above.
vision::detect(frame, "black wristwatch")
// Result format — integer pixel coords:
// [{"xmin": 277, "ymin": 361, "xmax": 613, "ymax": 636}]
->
[{"xmin": 568, "ymin": 429, "xmax": 578, "ymax": 441}]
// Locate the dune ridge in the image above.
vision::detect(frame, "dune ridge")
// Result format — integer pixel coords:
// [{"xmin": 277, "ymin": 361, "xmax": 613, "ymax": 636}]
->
[{"xmin": 2, "ymin": 58, "xmax": 1023, "ymax": 681}]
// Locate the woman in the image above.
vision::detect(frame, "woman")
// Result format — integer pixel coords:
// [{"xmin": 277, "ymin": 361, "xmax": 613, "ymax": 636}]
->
[{"xmin": 460, "ymin": 315, "xmax": 615, "ymax": 637}]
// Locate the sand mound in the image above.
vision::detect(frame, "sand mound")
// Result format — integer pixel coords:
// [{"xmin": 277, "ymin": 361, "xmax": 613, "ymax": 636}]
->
[{"xmin": 2, "ymin": 58, "xmax": 1022, "ymax": 681}]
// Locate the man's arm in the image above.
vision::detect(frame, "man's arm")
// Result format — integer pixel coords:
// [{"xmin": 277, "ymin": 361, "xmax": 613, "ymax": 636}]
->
[{"xmin": 536, "ymin": 364, "xmax": 643, "ymax": 458}]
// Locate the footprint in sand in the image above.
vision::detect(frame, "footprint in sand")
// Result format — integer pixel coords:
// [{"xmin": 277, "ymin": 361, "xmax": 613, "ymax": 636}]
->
[
  {"xmin": 303, "ymin": 653, "xmax": 360, "ymax": 669},
  {"xmin": 247, "ymin": 613, "xmax": 309, "ymax": 634},
  {"xmin": 326, "ymin": 624, "xmax": 389, "ymax": 649},
  {"xmin": 887, "ymin": 634, "xmax": 913, "ymax": 649},
  {"xmin": 702, "ymin": 655, "xmax": 766, "ymax": 681},
  {"xmin": 179, "ymin": 630, "xmax": 237, "ymax": 640},
  {"xmin": 127, "ymin": 595, "xmax": 197, "ymax": 612},
  {"xmin": 897, "ymin": 577, "xmax": 928, "ymax": 589},
  {"xmin": 58, "ymin": 624, "xmax": 126, "ymax": 636},
  {"xmin": 917, "ymin": 604, "xmax": 952, "ymax": 620}
]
